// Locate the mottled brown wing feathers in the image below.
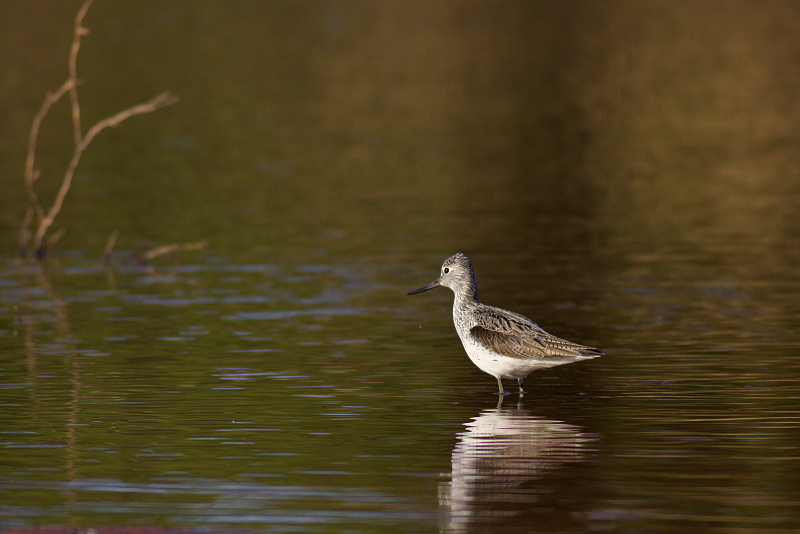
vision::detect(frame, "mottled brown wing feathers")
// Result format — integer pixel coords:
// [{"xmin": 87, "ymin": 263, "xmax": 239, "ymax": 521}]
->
[
  {"xmin": 470, "ymin": 325, "xmax": 547, "ymax": 360},
  {"xmin": 469, "ymin": 306, "xmax": 603, "ymax": 361}
]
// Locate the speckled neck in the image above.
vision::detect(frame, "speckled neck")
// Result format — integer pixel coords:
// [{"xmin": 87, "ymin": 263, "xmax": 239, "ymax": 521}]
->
[{"xmin": 452, "ymin": 274, "xmax": 479, "ymax": 308}]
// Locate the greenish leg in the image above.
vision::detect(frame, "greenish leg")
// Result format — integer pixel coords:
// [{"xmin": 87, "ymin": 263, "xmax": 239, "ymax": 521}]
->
[
  {"xmin": 496, "ymin": 376, "xmax": 505, "ymax": 395},
  {"xmin": 518, "ymin": 378, "xmax": 524, "ymax": 397}
]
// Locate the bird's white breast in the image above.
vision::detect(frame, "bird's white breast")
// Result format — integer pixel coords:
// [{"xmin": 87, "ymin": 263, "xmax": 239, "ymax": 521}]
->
[{"xmin": 456, "ymin": 333, "xmax": 536, "ymax": 380}]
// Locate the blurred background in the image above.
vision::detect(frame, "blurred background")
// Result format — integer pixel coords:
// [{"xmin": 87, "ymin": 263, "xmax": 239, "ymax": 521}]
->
[
  {"xmin": 1, "ymin": 1, "xmax": 800, "ymax": 533},
  {"xmin": 2, "ymin": 0, "xmax": 798, "ymax": 262}
]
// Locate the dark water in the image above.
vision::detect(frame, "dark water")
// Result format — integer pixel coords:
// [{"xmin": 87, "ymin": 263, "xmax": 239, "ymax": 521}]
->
[{"xmin": 2, "ymin": 1, "xmax": 800, "ymax": 533}]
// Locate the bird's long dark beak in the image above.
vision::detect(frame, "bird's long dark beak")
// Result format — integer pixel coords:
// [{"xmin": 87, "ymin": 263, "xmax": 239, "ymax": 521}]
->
[{"xmin": 408, "ymin": 278, "xmax": 441, "ymax": 295}]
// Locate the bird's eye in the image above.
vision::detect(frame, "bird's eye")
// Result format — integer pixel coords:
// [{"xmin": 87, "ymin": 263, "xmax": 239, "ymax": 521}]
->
[{"xmin": 443, "ymin": 267, "xmax": 450, "ymax": 274}]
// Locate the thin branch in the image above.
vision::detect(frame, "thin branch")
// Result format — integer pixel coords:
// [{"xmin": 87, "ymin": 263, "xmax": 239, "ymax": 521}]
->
[
  {"xmin": 80, "ymin": 91, "xmax": 178, "ymax": 151},
  {"xmin": 19, "ymin": 207, "xmax": 33, "ymax": 255},
  {"xmin": 69, "ymin": 0, "xmax": 95, "ymax": 148},
  {"xmin": 141, "ymin": 240, "xmax": 209, "ymax": 262},
  {"xmin": 32, "ymin": 91, "xmax": 178, "ymax": 254},
  {"xmin": 103, "ymin": 228, "xmax": 120, "ymax": 264},
  {"xmin": 25, "ymin": 80, "xmax": 75, "ymax": 224},
  {"xmin": 47, "ymin": 228, "xmax": 66, "ymax": 249},
  {"xmin": 24, "ymin": 0, "xmax": 178, "ymax": 258}
]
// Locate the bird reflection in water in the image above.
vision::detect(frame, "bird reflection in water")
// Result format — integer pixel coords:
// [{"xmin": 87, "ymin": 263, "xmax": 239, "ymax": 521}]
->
[{"xmin": 439, "ymin": 401, "xmax": 595, "ymax": 532}]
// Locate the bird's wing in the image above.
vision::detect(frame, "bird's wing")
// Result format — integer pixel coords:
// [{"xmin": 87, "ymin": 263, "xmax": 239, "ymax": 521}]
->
[
  {"xmin": 470, "ymin": 306, "xmax": 602, "ymax": 361},
  {"xmin": 469, "ymin": 324, "xmax": 546, "ymax": 360}
]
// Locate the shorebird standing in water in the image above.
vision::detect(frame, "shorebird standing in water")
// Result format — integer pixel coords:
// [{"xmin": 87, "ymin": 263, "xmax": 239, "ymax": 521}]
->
[{"xmin": 408, "ymin": 253, "xmax": 602, "ymax": 397}]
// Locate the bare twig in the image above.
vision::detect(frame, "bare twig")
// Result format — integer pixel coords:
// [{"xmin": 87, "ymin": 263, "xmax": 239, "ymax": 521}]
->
[
  {"xmin": 19, "ymin": 207, "xmax": 33, "ymax": 255},
  {"xmin": 141, "ymin": 240, "xmax": 209, "ymax": 262},
  {"xmin": 82, "ymin": 91, "xmax": 178, "ymax": 150},
  {"xmin": 103, "ymin": 228, "xmax": 120, "ymax": 263},
  {"xmin": 22, "ymin": 0, "xmax": 177, "ymax": 259},
  {"xmin": 32, "ymin": 90, "xmax": 178, "ymax": 255},
  {"xmin": 69, "ymin": 0, "xmax": 94, "ymax": 147},
  {"xmin": 24, "ymin": 80, "xmax": 74, "ymax": 227},
  {"xmin": 47, "ymin": 228, "xmax": 66, "ymax": 249}
]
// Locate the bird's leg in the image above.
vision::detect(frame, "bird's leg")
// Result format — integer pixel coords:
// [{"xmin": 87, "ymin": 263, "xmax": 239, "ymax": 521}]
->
[
  {"xmin": 496, "ymin": 376, "xmax": 505, "ymax": 396},
  {"xmin": 518, "ymin": 378, "xmax": 524, "ymax": 397}
]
